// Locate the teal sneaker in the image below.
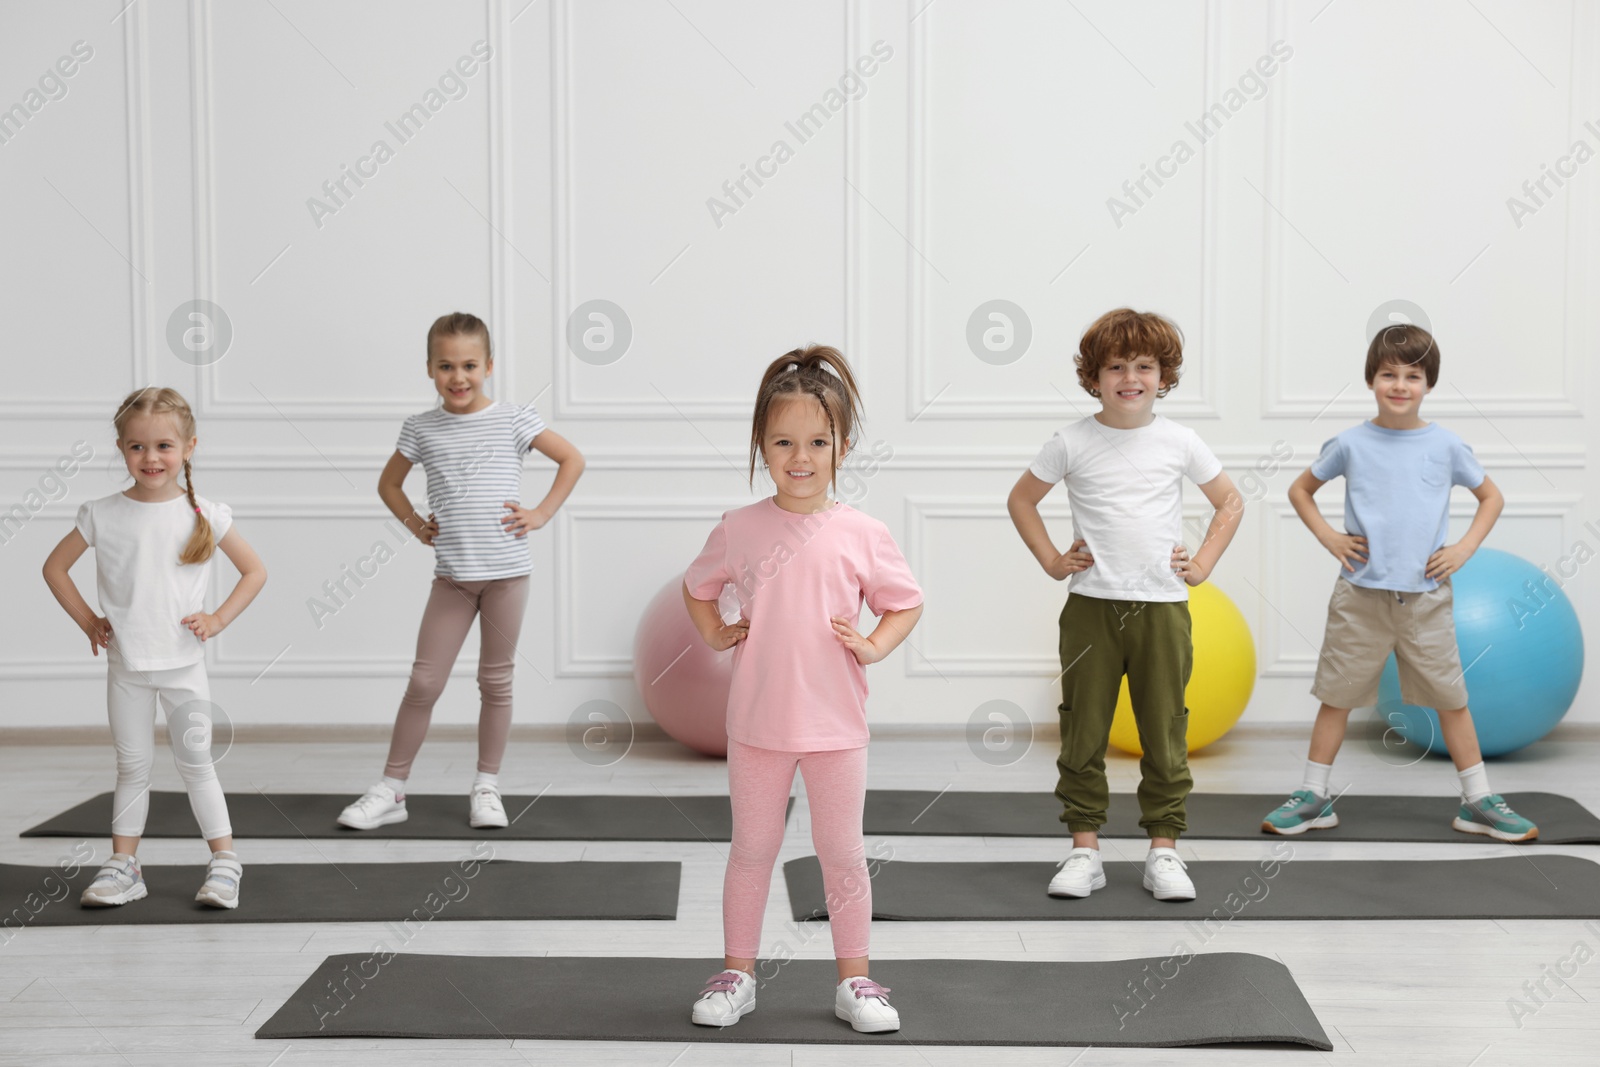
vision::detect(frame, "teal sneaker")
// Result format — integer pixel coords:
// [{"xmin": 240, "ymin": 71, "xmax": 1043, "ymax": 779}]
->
[
  {"xmin": 1260, "ymin": 789, "xmax": 1339, "ymax": 835},
  {"xmin": 1453, "ymin": 794, "xmax": 1538, "ymax": 843}
]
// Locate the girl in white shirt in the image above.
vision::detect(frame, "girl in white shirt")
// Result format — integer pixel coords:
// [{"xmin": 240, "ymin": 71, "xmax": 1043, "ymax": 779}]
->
[{"xmin": 43, "ymin": 388, "xmax": 267, "ymax": 909}]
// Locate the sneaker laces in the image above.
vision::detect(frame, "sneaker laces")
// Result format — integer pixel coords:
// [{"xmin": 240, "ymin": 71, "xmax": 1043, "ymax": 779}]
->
[
  {"xmin": 91, "ymin": 858, "xmax": 137, "ymax": 887},
  {"xmin": 1149, "ymin": 852, "xmax": 1186, "ymax": 874},
  {"xmin": 472, "ymin": 786, "xmax": 504, "ymax": 810},
  {"xmin": 351, "ymin": 788, "xmax": 397, "ymax": 814},
  {"xmin": 203, "ymin": 859, "xmax": 240, "ymax": 890},
  {"xmin": 1061, "ymin": 851, "xmax": 1095, "ymax": 872},
  {"xmin": 847, "ymin": 978, "xmax": 891, "ymax": 1002},
  {"xmin": 1484, "ymin": 795, "xmax": 1514, "ymax": 816},
  {"xmin": 699, "ymin": 970, "xmax": 747, "ymax": 998},
  {"xmin": 1277, "ymin": 791, "xmax": 1310, "ymax": 810}
]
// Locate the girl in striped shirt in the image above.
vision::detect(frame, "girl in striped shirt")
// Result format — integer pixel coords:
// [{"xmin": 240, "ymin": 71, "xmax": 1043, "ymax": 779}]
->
[{"xmin": 338, "ymin": 313, "xmax": 585, "ymax": 830}]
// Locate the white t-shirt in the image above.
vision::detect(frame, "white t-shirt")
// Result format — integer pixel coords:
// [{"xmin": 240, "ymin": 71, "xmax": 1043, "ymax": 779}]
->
[
  {"xmin": 1029, "ymin": 415, "xmax": 1223, "ymax": 602},
  {"xmin": 74, "ymin": 492, "xmax": 234, "ymax": 670},
  {"xmin": 396, "ymin": 401, "xmax": 548, "ymax": 581}
]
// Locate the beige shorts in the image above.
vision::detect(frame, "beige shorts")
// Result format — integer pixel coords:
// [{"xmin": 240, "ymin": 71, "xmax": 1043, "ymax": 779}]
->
[{"xmin": 1310, "ymin": 577, "xmax": 1469, "ymax": 711}]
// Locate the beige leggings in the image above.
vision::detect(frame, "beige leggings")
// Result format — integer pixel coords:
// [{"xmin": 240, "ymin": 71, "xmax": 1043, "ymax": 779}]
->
[{"xmin": 384, "ymin": 574, "xmax": 530, "ymax": 779}]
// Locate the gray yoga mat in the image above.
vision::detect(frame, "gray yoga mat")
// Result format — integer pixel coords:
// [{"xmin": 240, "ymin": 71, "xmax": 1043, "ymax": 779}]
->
[
  {"xmin": 0, "ymin": 859, "xmax": 678, "ymax": 925},
  {"xmin": 21, "ymin": 791, "xmax": 784, "ymax": 842},
  {"xmin": 785, "ymin": 854, "xmax": 1600, "ymax": 922},
  {"xmin": 863, "ymin": 789, "xmax": 1600, "ymax": 843},
  {"xmin": 256, "ymin": 951, "xmax": 1331, "ymax": 1049}
]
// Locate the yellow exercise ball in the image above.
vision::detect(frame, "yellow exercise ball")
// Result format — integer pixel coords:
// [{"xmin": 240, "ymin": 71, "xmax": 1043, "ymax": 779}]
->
[{"xmin": 1107, "ymin": 581, "xmax": 1256, "ymax": 755}]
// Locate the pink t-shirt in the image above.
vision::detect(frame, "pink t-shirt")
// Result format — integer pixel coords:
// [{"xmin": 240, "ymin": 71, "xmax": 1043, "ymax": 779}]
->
[{"xmin": 685, "ymin": 498, "xmax": 923, "ymax": 752}]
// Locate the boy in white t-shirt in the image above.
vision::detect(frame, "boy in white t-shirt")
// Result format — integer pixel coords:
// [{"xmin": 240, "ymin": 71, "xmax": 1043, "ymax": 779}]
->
[{"xmin": 1008, "ymin": 308, "xmax": 1242, "ymax": 902}]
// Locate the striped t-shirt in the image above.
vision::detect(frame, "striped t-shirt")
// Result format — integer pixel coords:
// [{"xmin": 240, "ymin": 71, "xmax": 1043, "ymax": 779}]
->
[{"xmin": 396, "ymin": 400, "xmax": 548, "ymax": 580}]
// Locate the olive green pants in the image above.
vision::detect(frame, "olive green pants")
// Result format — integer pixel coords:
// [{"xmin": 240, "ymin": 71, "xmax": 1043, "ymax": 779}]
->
[{"xmin": 1055, "ymin": 594, "xmax": 1193, "ymax": 839}]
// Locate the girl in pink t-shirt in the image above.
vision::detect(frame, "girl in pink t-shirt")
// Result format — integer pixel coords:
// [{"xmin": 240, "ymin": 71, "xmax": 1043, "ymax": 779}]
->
[{"xmin": 682, "ymin": 345, "xmax": 924, "ymax": 1033}]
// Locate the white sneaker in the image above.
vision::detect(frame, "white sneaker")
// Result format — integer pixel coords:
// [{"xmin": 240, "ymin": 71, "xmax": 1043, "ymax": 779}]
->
[
  {"xmin": 1143, "ymin": 846, "xmax": 1195, "ymax": 901},
  {"xmin": 195, "ymin": 850, "xmax": 242, "ymax": 909},
  {"xmin": 835, "ymin": 976, "xmax": 899, "ymax": 1033},
  {"xmin": 1047, "ymin": 847, "xmax": 1106, "ymax": 898},
  {"xmin": 337, "ymin": 783, "xmax": 407, "ymax": 830},
  {"xmin": 691, "ymin": 969, "xmax": 756, "ymax": 1026},
  {"xmin": 79, "ymin": 853, "xmax": 147, "ymax": 907},
  {"xmin": 469, "ymin": 784, "xmax": 508, "ymax": 829}
]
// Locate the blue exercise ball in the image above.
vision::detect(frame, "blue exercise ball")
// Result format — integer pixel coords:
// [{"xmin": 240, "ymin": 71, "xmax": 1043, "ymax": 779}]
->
[{"xmin": 1376, "ymin": 548, "xmax": 1583, "ymax": 757}]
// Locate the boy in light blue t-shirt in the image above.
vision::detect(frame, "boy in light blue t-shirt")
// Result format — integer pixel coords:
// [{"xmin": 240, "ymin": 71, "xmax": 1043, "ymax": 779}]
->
[{"xmin": 1262, "ymin": 323, "xmax": 1537, "ymax": 842}]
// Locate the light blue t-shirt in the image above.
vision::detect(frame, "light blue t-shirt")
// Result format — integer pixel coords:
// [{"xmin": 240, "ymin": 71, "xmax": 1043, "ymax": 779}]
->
[{"xmin": 1310, "ymin": 421, "xmax": 1484, "ymax": 593}]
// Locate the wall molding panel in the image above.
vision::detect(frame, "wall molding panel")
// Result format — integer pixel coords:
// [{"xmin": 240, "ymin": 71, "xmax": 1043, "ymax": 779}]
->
[{"xmin": 1, "ymin": 2, "xmax": 1594, "ymax": 727}]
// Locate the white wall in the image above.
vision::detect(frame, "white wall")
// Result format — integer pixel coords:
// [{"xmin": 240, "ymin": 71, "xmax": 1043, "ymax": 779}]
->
[{"xmin": 1, "ymin": 0, "xmax": 1594, "ymax": 739}]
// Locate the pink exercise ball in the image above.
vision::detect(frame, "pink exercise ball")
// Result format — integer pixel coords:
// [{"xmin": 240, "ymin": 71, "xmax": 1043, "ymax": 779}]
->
[{"xmin": 633, "ymin": 573, "xmax": 738, "ymax": 757}]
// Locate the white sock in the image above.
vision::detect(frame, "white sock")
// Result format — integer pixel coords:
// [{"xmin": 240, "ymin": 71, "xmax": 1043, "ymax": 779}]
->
[
  {"xmin": 473, "ymin": 771, "xmax": 500, "ymax": 791},
  {"xmin": 1301, "ymin": 760, "xmax": 1333, "ymax": 798},
  {"xmin": 1457, "ymin": 762, "xmax": 1492, "ymax": 802},
  {"xmin": 381, "ymin": 775, "xmax": 407, "ymax": 799}
]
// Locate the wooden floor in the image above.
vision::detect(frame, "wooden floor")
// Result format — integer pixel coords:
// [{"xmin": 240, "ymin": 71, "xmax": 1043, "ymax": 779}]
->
[{"xmin": 2, "ymin": 726, "xmax": 1598, "ymax": 1066}]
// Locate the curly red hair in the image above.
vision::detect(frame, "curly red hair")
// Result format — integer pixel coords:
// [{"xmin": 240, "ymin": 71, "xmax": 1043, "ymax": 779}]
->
[{"xmin": 1074, "ymin": 308, "xmax": 1184, "ymax": 398}]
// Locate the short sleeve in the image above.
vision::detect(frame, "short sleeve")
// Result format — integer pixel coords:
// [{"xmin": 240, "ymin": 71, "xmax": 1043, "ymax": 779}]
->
[
  {"xmin": 513, "ymin": 402, "xmax": 548, "ymax": 453},
  {"xmin": 207, "ymin": 500, "xmax": 234, "ymax": 542},
  {"xmin": 1183, "ymin": 428, "xmax": 1224, "ymax": 486},
  {"xmin": 396, "ymin": 415, "xmax": 422, "ymax": 463},
  {"xmin": 74, "ymin": 500, "xmax": 95, "ymax": 547},
  {"xmin": 1310, "ymin": 435, "xmax": 1346, "ymax": 482},
  {"xmin": 684, "ymin": 520, "xmax": 731, "ymax": 600},
  {"xmin": 1027, "ymin": 433, "xmax": 1069, "ymax": 485},
  {"xmin": 1451, "ymin": 438, "xmax": 1485, "ymax": 489},
  {"xmin": 862, "ymin": 525, "xmax": 923, "ymax": 617}
]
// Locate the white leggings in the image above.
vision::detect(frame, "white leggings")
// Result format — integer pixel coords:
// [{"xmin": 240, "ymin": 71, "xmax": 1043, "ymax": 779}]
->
[{"xmin": 107, "ymin": 654, "xmax": 232, "ymax": 840}]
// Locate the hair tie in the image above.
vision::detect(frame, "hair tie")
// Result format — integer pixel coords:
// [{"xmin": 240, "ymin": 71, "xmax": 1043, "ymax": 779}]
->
[{"xmin": 195, "ymin": 506, "xmax": 201, "ymax": 514}]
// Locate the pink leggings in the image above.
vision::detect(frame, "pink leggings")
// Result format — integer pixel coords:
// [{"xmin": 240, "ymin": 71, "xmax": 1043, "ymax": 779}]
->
[
  {"xmin": 384, "ymin": 574, "xmax": 530, "ymax": 779},
  {"xmin": 724, "ymin": 739, "xmax": 871, "ymax": 960}
]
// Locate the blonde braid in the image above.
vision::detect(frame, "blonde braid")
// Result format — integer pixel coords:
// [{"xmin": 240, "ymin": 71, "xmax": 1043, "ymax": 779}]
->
[{"xmin": 178, "ymin": 457, "xmax": 216, "ymax": 565}]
